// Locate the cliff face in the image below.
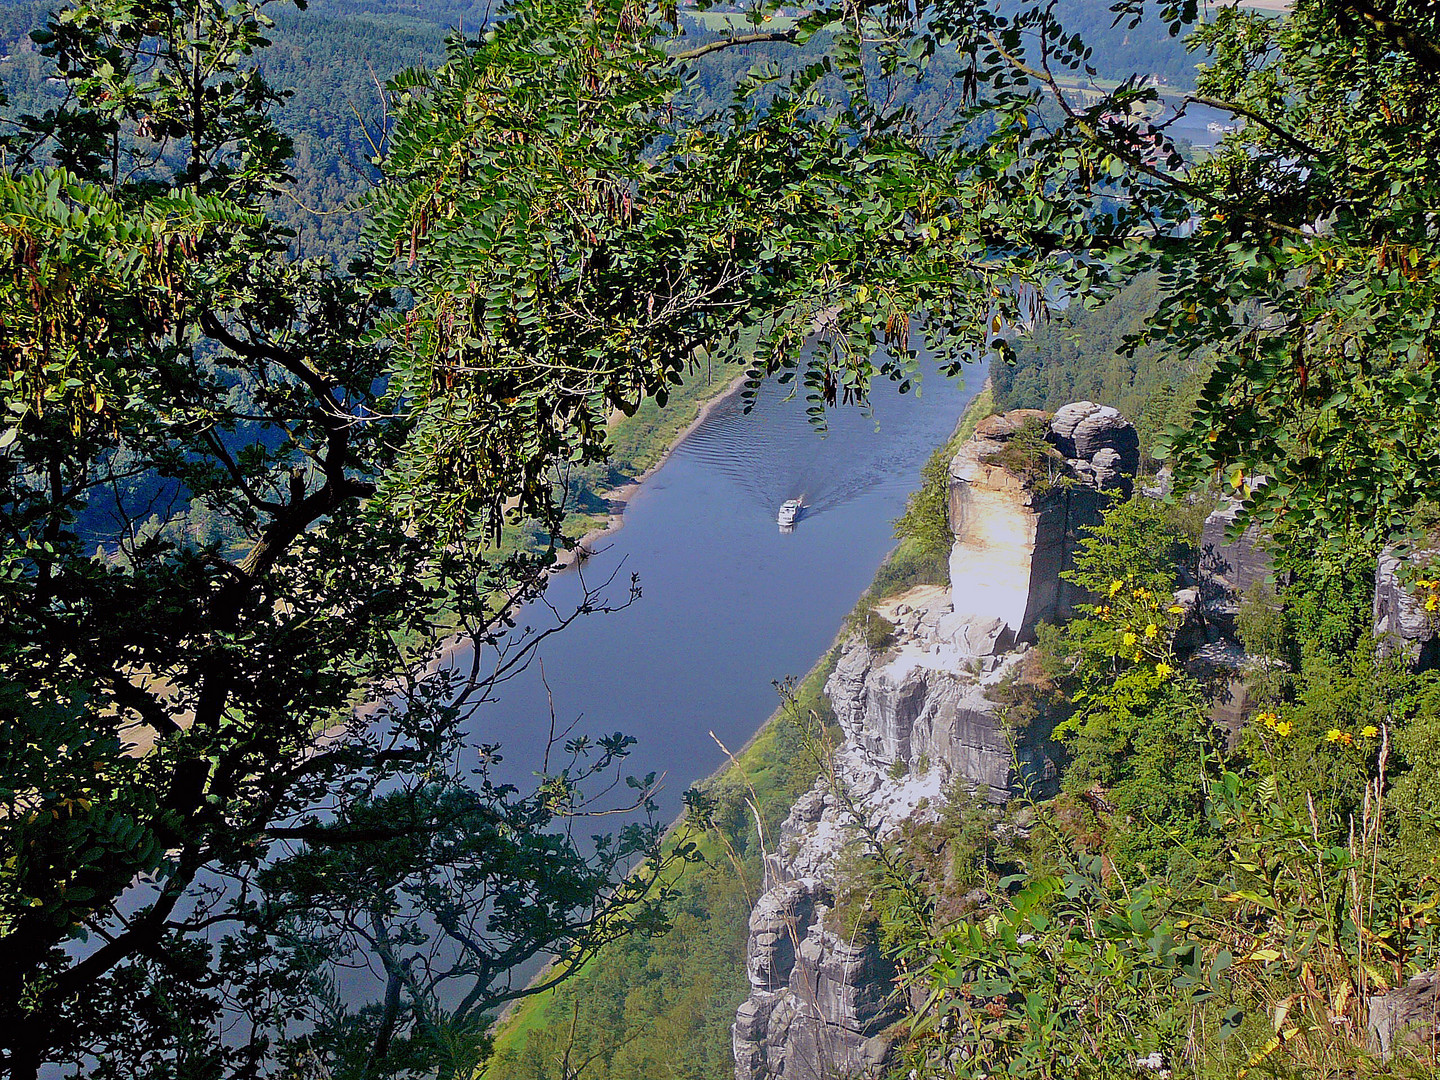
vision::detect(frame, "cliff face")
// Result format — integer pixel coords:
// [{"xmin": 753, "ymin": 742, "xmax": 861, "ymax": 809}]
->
[
  {"xmin": 733, "ymin": 775, "xmax": 916, "ymax": 1080},
  {"xmin": 826, "ymin": 587, "xmax": 1044, "ymax": 802},
  {"xmin": 947, "ymin": 403, "xmax": 1137, "ymax": 642},
  {"xmin": 1375, "ymin": 545, "xmax": 1440, "ymax": 669},
  {"xmin": 732, "ymin": 403, "xmax": 1137, "ymax": 1080}
]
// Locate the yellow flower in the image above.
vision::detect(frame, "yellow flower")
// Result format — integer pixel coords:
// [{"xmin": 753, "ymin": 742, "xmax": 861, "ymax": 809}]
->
[
  {"xmin": 1362, "ymin": 725, "xmax": 1379, "ymax": 738},
  {"xmin": 1325, "ymin": 729, "xmax": 1354, "ymax": 746},
  {"xmin": 1110, "ymin": 579, "xmax": 1124, "ymax": 597},
  {"xmin": 1275, "ymin": 720, "xmax": 1293, "ymax": 737},
  {"xmin": 1135, "ymin": 652, "xmax": 1145, "ymax": 662},
  {"xmin": 1122, "ymin": 631, "xmax": 1138, "ymax": 646},
  {"xmin": 1427, "ymin": 596, "xmax": 1438, "ymax": 612},
  {"xmin": 1168, "ymin": 604, "xmax": 1186, "ymax": 615},
  {"xmin": 1144, "ymin": 623, "xmax": 1159, "ymax": 639},
  {"xmin": 1155, "ymin": 662, "xmax": 1173, "ymax": 678}
]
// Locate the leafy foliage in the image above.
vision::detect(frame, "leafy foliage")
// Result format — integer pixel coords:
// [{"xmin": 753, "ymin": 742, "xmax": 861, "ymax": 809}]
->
[{"xmin": 3, "ymin": 0, "xmax": 1010, "ymax": 1071}]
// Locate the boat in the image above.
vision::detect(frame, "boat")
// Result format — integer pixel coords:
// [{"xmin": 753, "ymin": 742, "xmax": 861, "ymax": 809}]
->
[{"xmin": 777, "ymin": 498, "xmax": 805, "ymax": 527}]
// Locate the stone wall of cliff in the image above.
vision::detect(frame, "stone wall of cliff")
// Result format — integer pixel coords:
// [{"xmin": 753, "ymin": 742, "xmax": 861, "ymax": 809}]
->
[
  {"xmin": 731, "ymin": 402, "xmax": 1140, "ymax": 1080},
  {"xmin": 947, "ymin": 402, "xmax": 1138, "ymax": 642}
]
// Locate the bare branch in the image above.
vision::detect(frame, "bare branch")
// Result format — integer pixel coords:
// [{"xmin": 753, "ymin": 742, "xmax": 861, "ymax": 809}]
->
[{"xmin": 670, "ymin": 27, "xmax": 798, "ymax": 61}]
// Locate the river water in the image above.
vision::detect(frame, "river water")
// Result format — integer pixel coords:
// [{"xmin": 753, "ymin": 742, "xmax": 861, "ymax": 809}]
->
[{"xmin": 462, "ymin": 357, "xmax": 987, "ymax": 819}]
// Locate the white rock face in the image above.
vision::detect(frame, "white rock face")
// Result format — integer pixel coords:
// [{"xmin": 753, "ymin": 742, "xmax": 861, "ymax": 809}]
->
[
  {"xmin": 947, "ymin": 404, "xmax": 1137, "ymax": 641},
  {"xmin": 828, "ymin": 587, "xmax": 1028, "ymax": 801},
  {"xmin": 733, "ymin": 597, "xmax": 1060, "ymax": 1080}
]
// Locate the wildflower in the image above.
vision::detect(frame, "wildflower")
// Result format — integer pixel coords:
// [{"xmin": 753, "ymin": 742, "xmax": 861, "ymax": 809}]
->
[
  {"xmin": 1144, "ymin": 623, "xmax": 1159, "ymax": 639},
  {"xmin": 1428, "ymin": 596, "xmax": 1438, "ymax": 612},
  {"xmin": 1135, "ymin": 652, "xmax": 1145, "ymax": 662},
  {"xmin": 1168, "ymin": 604, "xmax": 1186, "ymax": 615},
  {"xmin": 1110, "ymin": 579, "xmax": 1124, "ymax": 597},
  {"xmin": 1122, "ymin": 631, "xmax": 1137, "ymax": 646},
  {"xmin": 1362, "ymin": 725, "xmax": 1379, "ymax": 738},
  {"xmin": 1155, "ymin": 662, "xmax": 1173, "ymax": 678},
  {"xmin": 1326, "ymin": 729, "xmax": 1353, "ymax": 746},
  {"xmin": 1275, "ymin": 720, "xmax": 1293, "ymax": 737}
]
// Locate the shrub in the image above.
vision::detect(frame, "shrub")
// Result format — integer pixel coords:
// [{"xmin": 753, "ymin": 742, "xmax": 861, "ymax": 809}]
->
[{"xmin": 979, "ymin": 417, "xmax": 1071, "ymax": 494}]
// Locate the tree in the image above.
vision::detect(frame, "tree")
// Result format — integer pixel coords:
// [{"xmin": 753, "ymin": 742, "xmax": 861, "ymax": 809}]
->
[
  {"xmin": 0, "ymin": 0, "xmax": 1082, "ymax": 1073},
  {"xmin": 0, "ymin": 0, "xmax": 689, "ymax": 1070},
  {"xmin": 923, "ymin": 0, "xmax": 1440, "ymax": 545}
]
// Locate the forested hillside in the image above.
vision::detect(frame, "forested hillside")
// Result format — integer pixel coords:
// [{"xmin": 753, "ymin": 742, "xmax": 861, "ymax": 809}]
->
[
  {"xmin": 0, "ymin": 0, "xmax": 1203, "ymax": 267},
  {"xmin": 992, "ymin": 275, "xmax": 1211, "ymax": 462},
  {"xmin": 6, "ymin": 0, "xmax": 1440, "ymax": 1076}
]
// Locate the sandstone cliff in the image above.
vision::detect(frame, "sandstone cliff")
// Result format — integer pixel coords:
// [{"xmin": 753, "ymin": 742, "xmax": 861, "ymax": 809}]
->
[
  {"xmin": 947, "ymin": 402, "xmax": 1138, "ymax": 641},
  {"xmin": 1375, "ymin": 544, "xmax": 1440, "ymax": 669},
  {"xmin": 732, "ymin": 403, "xmax": 1138, "ymax": 1080}
]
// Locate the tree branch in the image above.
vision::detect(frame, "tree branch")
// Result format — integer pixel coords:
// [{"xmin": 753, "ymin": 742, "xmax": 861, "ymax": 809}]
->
[
  {"xmin": 1183, "ymin": 94, "xmax": 1326, "ymax": 160},
  {"xmin": 983, "ymin": 31, "xmax": 1308, "ymax": 239},
  {"xmin": 670, "ymin": 28, "xmax": 797, "ymax": 62}
]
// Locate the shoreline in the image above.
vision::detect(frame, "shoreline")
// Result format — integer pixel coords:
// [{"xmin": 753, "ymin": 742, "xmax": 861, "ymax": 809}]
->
[
  {"xmin": 550, "ymin": 372, "xmax": 749, "ymax": 573},
  {"xmin": 414, "ymin": 371, "xmax": 750, "ymax": 675},
  {"xmin": 665, "ymin": 371, "xmax": 994, "ymax": 817},
  {"xmin": 490, "ymin": 371, "xmax": 996, "ymax": 1038}
]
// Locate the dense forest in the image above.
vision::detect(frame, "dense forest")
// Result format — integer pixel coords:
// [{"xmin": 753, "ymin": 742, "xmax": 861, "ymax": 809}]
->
[
  {"xmin": 992, "ymin": 275, "xmax": 1210, "ymax": 462},
  {"xmin": 0, "ymin": 0, "xmax": 1204, "ymax": 269},
  {"xmin": 5, "ymin": 0, "xmax": 1440, "ymax": 1077}
]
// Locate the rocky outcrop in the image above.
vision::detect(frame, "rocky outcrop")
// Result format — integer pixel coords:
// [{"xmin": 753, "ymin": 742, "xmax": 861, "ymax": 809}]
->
[
  {"xmin": 733, "ymin": 758, "xmax": 937, "ymax": 1080},
  {"xmin": 826, "ymin": 587, "xmax": 1054, "ymax": 802},
  {"xmin": 947, "ymin": 403, "xmax": 1138, "ymax": 641},
  {"xmin": 1375, "ymin": 546, "xmax": 1440, "ymax": 670},
  {"xmin": 733, "ymin": 402, "xmax": 1131, "ymax": 1080},
  {"xmin": 1198, "ymin": 492, "xmax": 1274, "ymax": 627},
  {"xmin": 732, "ymin": 580, "xmax": 1068, "ymax": 1080},
  {"xmin": 1048, "ymin": 401, "xmax": 1140, "ymax": 494},
  {"xmin": 735, "ymin": 870, "xmax": 902, "ymax": 1080}
]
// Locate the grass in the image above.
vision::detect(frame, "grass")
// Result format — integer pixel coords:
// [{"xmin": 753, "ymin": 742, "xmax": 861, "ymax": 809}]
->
[{"xmin": 951, "ymin": 378, "xmax": 993, "ymax": 445}]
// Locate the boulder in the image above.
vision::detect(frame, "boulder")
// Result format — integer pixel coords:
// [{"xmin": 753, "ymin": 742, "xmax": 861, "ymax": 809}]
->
[
  {"xmin": 974, "ymin": 409, "xmax": 1049, "ymax": 440},
  {"xmin": 934, "ymin": 612, "xmax": 1012, "ymax": 657},
  {"xmin": 1048, "ymin": 401, "xmax": 1141, "ymax": 484}
]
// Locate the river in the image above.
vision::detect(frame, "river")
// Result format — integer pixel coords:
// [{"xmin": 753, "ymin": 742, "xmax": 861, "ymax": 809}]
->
[{"xmin": 460, "ymin": 357, "xmax": 987, "ymax": 820}]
